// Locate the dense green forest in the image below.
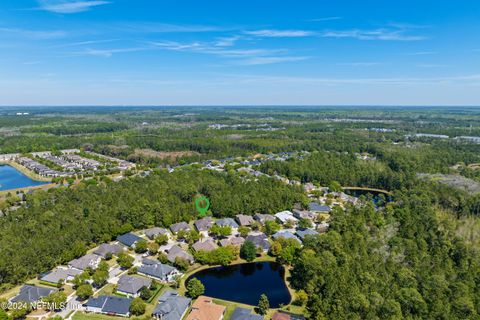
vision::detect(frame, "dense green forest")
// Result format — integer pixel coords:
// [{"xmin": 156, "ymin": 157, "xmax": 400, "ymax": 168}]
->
[
  {"xmin": 292, "ymin": 182, "xmax": 480, "ymax": 319},
  {"xmin": 0, "ymin": 169, "xmax": 303, "ymax": 289}
]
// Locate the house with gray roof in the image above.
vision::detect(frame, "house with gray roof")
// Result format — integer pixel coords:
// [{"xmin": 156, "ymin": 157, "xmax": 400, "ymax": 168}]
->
[
  {"xmin": 170, "ymin": 222, "xmax": 191, "ymax": 234},
  {"xmin": 192, "ymin": 239, "xmax": 218, "ymax": 252},
  {"xmin": 231, "ymin": 307, "xmax": 263, "ymax": 320},
  {"xmin": 144, "ymin": 227, "xmax": 169, "ymax": 240},
  {"xmin": 215, "ymin": 218, "xmax": 239, "ymax": 229},
  {"xmin": 84, "ymin": 296, "xmax": 132, "ymax": 317},
  {"xmin": 167, "ymin": 245, "xmax": 194, "ymax": 264},
  {"xmin": 152, "ymin": 290, "xmax": 191, "ymax": 320},
  {"xmin": 68, "ymin": 254, "xmax": 102, "ymax": 271},
  {"xmin": 296, "ymin": 229, "xmax": 319, "ymax": 240},
  {"xmin": 235, "ymin": 214, "xmax": 255, "ymax": 226},
  {"xmin": 219, "ymin": 236, "xmax": 245, "ymax": 247},
  {"xmin": 292, "ymin": 209, "xmax": 316, "ymax": 221},
  {"xmin": 253, "ymin": 213, "xmax": 276, "ymax": 224},
  {"xmin": 245, "ymin": 234, "xmax": 270, "ymax": 252},
  {"xmin": 40, "ymin": 267, "xmax": 82, "ymax": 285},
  {"xmin": 10, "ymin": 285, "xmax": 56, "ymax": 303},
  {"xmin": 308, "ymin": 202, "xmax": 331, "ymax": 213},
  {"xmin": 138, "ymin": 259, "xmax": 180, "ymax": 282},
  {"xmin": 93, "ymin": 243, "xmax": 124, "ymax": 258},
  {"xmin": 116, "ymin": 275, "xmax": 152, "ymax": 298},
  {"xmin": 275, "ymin": 211, "xmax": 298, "ymax": 225},
  {"xmin": 194, "ymin": 217, "xmax": 214, "ymax": 233},
  {"xmin": 272, "ymin": 230, "xmax": 301, "ymax": 243},
  {"xmin": 117, "ymin": 232, "xmax": 143, "ymax": 247}
]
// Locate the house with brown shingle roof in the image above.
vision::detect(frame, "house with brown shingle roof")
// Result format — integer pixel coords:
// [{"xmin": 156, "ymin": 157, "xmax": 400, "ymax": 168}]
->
[
  {"xmin": 235, "ymin": 214, "xmax": 254, "ymax": 226},
  {"xmin": 185, "ymin": 296, "xmax": 226, "ymax": 320},
  {"xmin": 192, "ymin": 239, "xmax": 218, "ymax": 252}
]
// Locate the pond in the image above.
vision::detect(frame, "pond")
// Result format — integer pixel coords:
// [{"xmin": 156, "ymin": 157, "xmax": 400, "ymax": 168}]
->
[
  {"xmin": 0, "ymin": 165, "xmax": 48, "ymax": 191},
  {"xmin": 187, "ymin": 262, "xmax": 291, "ymax": 307}
]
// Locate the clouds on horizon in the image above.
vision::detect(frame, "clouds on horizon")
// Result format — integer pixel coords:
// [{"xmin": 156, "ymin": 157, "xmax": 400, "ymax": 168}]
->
[{"xmin": 37, "ymin": 0, "xmax": 111, "ymax": 14}]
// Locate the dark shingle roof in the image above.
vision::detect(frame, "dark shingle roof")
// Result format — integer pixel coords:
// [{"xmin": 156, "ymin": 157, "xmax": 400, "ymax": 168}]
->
[
  {"xmin": 152, "ymin": 290, "xmax": 191, "ymax": 320},
  {"xmin": 93, "ymin": 243, "xmax": 123, "ymax": 258},
  {"xmin": 85, "ymin": 296, "xmax": 132, "ymax": 316},
  {"xmin": 194, "ymin": 217, "xmax": 214, "ymax": 232},
  {"xmin": 231, "ymin": 307, "xmax": 264, "ymax": 320},
  {"xmin": 117, "ymin": 232, "xmax": 143, "ymax": 247},
  {"xmin": 117, "ymin": 275, "xmax": 152, "ymax": 295},
  {"xmin": 11, "ymin": 285, "xmax": 56, "ymax": 303},
  {"xmin": 167, "ymin": 245, "xmax": 194, "ymax": 264},
  {"xmin": 138, "ymin": 259, "xmax": 177, "ymax": 280},
  {"xmin": 215, "ymin": 218, "xmax": 239, "ymax": 228},
  {"xmin": 170, "ymin": 222, "xmax": 190, "ymax": 233},
  {"xmin": 245, "ymin": 234, "xmax": 270, "ymax": 251},
  {"xmin": 308, "ymin": 202, "xmax": 331, "ymax": 213},
  {"xmin": 144, "ymin": 227, "xmax": 169, "ymax": 239}
]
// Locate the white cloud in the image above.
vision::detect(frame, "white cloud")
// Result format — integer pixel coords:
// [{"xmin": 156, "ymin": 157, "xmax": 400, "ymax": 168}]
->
[
  {"xmin": 73, "ymin": 47, "xmax": 146, "ymax": 57},
  {"xmin": 322, "ymin": 28, "xmax": 426, "ymax": 41},
  {"xmin": 239, "ymin": 56, "xmax": 309, "ymax": 65},
  {"xmin": 309, "ymin": 17, "xmax": 342, "ymax": 22},
  {"xmin": 245, "ymin": 29, "xmax": 314, "ymax": 37},
  {"xmin": 0, "ymin": 27, "xmax": 66, "ymax": 39},
  {"xmin": 37, "ymin": 0, "xmax": 111, "ymax": 14},
  {"xmin": 407, "ymin": 51, "xmax": 438, "ymax": 55},
  {"xmin": 337, "ymin": 62, "xmax": 383, "ymax": 67}
]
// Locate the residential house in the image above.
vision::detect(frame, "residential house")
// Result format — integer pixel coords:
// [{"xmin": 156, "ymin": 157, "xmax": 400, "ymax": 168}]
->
[
  {"xmin": 144, "ymin": 227, "xmax": 170, "ymax": 240},
  {"xmin": 93, "ymin": 243, "xmax": 124, "ymax": 258},
  {"xmin": 245, "ymin": 234, "xmax": 271, "ymax": 252},
  {"xmin": 117, "ymin": 232, "xmax": 143, "ymax": 248},
  {"xmin": 84, "ymin": 296, "xmax": 132, "ymax": 317},
  {"xmin": 272, "ymin": 311, "xmax": 306, "ymax": 320},
  {"xmin": 215, "ymin": 218, "xmax": 239, "ymax": 230},
  {"xmin": 152, "ymin": 290, "xmax": 191, "ymax": 320},
  {"xmin": 10, "ymin": 285, "xmax": 56, "ymax": 303},
  {"xmin": 231, "ymin": 307, "xmax": 263, "ymax": 320},
  {"xmin": 275, "ymin": 211, "xmax": 298, "ymax": 225},
  {"xmin": 170, "ymin": 222, "xmax": 191, "ymax": 234},
  {"xmin": 116, "ymin": 275, "xmax": 152, "ymax": 298},
  {"xmin": 296, "ymin": 229, "xmax": 319, "ymax": 241},
  {"xmin": 292, "ymin": 209, "xmax": 316, "ymax": 221},
  {"xmin": 253, "ymin": 213, "xmax": 276, "ymax": 224},
  {"xmin": 308, "ymin": 202, "xmax": 331, "ymax": 214},
  {"xmin": 40, "ymin": 267, "xmax": 82, "ymax": 285},
  {"xmin": 167, "ymin": 245, "xmax": 194, "ymax": 264},
  {"xmin": 272, "ymin": 231, "xmax": 301, "ymax": 243},
  {"xmin": 138, "ymin": 259, "xmax": 180, "ymax": 282},
  {"xmin": 194, "ymin": 217, "xmax": 214, "ymax": 236},
  {"xmin": 192, "ymin": 239, "xmax": 218, "ymax": 252},
  {"xmin": 235, "ymin": 214, "xmax": 254, "ymax": 226},
  {"xmin": 69, "ymin": 254, "xmax": 102, "ymax": 271},
  {"xmin": 185, "ymin": 296, "xmax": 226, "ymax": 320},
  {"xmin": 219, "ymin": 236, "xmax": 245, "ymax": 247}
]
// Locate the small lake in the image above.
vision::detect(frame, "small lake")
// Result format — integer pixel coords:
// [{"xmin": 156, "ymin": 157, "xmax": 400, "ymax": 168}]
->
[
  {"xmin": 0, "ymin": 165, "xmax": 48, "ymax": 191},
  {"xmin": 187, "ymin": 262, "xmax": 291, "ymax": 307}
]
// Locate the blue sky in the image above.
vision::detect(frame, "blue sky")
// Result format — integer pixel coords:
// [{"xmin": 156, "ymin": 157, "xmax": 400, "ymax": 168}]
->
[{"xmin": 0, "ymin": 0, "xmax": 479, "ymax": 105}]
